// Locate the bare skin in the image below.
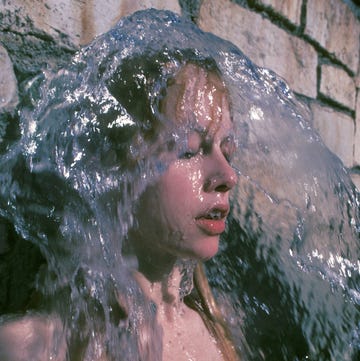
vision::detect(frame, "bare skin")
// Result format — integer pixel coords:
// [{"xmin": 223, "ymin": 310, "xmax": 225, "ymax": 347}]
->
[
  {"xmin": 0, "ymin": 315, "xmax": 67, "ymax": 361},
  {"xmin": 0, "ymin": 273, "xmax": 222, "ymax": 361},
  {"xmin": 134, "ymin": 267, "xmax": 224, "ymax": 361}
]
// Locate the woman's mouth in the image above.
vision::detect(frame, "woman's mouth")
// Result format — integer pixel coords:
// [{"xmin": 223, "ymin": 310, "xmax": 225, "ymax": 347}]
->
[{"xmin": 195, "ymin": 206, "xmax": 229, "ymax": 236}]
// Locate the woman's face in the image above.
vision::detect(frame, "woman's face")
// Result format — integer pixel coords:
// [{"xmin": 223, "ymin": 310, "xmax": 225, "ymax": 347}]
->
[{"xmin": 136, "ymin": 64, "xmax": 237, "ymax": 261}]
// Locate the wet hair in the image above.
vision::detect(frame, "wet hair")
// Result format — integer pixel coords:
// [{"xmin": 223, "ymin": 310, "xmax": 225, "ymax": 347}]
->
[{"xmin": 102, "ymin": 49, "xmax": 228, "ymax": 170}]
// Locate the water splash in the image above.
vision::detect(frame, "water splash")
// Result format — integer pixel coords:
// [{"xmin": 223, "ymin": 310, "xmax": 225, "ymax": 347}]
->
[{"xmin": 0, "ymin": 8, "xmax": 359, "ymax": 361}]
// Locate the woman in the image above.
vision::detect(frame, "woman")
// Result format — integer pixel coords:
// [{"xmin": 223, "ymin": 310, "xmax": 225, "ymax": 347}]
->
[
  {"xmin": 2, "ymin": 8, "xmax": 360, "ymax": 361},
  {"xmin": 123, "ymin": 61, "xmax": 239, "ymax": 361},
  {"xmin": 0, "ymin": 11, "xmax": 240, "ymax": 361}
]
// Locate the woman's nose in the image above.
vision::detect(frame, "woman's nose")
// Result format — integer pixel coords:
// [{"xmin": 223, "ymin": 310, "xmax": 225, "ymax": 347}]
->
[{"xmin": 203, "ymin": 154, "xmax": 237, "ymax": 193}]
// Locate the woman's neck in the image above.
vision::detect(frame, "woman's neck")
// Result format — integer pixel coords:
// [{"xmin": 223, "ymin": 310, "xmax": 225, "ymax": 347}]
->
[{"xmin": 134, "ymin": 264, "xmax": 185, "ymax": 320}]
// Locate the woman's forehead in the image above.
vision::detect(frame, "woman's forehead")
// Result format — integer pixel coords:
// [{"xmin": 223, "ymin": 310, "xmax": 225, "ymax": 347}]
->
[
  {"xmin": 171, "ymin": 63, "xmax": 227, "ymax": 98},
  {"xmin": 162, "ymin": 65, "xmax": 230, "ymax": 121}
]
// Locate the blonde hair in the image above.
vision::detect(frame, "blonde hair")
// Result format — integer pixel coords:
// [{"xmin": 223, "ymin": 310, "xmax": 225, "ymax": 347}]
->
[{"xmin": 160, "ymin": 63, "xmax": 231, "ymax": 131}]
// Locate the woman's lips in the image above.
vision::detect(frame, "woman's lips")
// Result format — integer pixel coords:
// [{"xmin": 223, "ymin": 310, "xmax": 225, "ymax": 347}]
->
[
  {"xmin": 195, "ymin": 205, "xmax": 229, "ymax": 236},
  {"xmin": 195, "ymin": 217, "xmax": 226, "ymax": 235}
]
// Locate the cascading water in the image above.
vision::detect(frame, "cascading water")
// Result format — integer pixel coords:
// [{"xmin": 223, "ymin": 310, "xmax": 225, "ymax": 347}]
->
[{"xmin": 0, "ymin": 8, "xmax": 359, "ymax": 361}]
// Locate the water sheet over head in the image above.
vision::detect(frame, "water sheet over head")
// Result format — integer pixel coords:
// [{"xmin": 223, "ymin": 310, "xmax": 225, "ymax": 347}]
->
[{"xmin": 0, "ymin": 8, "xmax": 359, "ymax": 361}]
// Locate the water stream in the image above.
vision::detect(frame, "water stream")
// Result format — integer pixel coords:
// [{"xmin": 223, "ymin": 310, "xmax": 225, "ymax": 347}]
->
[{"xmin": 0, "ymin": 9, "xmax": 359, "ymax": 361}]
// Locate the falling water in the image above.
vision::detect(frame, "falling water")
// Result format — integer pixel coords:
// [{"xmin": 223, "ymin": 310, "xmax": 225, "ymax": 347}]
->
[{"xmin": 0, "ymin": 9, "xmax": 359, "ymax": 361}]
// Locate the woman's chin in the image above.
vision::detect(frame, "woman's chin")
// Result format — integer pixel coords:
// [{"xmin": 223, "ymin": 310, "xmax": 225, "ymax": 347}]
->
[{"xmin": 189, "ymin": 236, "xmax": 220, "ymax": 261}]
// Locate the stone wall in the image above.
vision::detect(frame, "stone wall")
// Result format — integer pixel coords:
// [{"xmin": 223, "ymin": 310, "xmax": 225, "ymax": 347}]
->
[{"xmin": 1, "ymin": 0, "xmax": 359, "ymax": 188}]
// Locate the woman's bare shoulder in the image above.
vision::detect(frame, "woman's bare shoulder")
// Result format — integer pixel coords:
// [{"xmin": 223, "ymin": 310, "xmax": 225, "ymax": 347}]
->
[{"xmin": 0, "ymin": 314, "xmax": 66, "ymax": 361}]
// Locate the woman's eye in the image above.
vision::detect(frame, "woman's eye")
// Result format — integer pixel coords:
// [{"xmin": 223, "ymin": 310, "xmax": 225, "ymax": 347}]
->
[
  {"xmin": 179, "ymin": 150, "xmax": 198, "ymax": 159},
  {"xmin": 179, "ymin": 132, "xmax": 203, "ymax": 160}
]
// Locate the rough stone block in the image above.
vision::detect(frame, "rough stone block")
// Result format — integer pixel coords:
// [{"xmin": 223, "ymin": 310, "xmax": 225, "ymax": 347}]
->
[
  {"xmin": 0, "ymin": 45, "xmax": 18, "ymax": 113},
  {"xmin": 1, "ymin": 0, "xmax": 181, "ymax": 46},
  {"xmin": 305, "ymin": 0, "xmax": 360, "ymax": 74},
  {"xmin": 73, "ymin": 0, "xmax": 181, "ymax": 44},
  {"xmin": 0, "ymin": 0, "xmax": 82, "ymax": 48},
  {"xmin": 198, "ymin": 0, "xmax": 317, "ymax": 98},
  {"xmin": 254, "ymin": 0, "xmax": 302, "ymax": 26},
  {"xmin": 320, "ymin": 65, "xmax": 356, "ymax": 110},
  {"xmin": 311, "ymin": 102, "xmax": 355, "ymax": 168}
]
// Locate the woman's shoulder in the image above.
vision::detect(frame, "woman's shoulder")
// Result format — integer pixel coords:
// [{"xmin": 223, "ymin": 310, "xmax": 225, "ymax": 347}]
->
[{"xmin": 0, "ymin": 314, "xmax": 66, "ymax": 361}]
